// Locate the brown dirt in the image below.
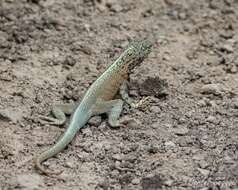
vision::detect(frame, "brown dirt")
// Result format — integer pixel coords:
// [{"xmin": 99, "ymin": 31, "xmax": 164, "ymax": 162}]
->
[{"xmin": 0, "ymin": 0, "xmax": 238, "ymax": 189}]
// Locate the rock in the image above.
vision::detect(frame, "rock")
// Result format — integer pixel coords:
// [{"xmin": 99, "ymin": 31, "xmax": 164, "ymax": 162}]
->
[
  {"xmin": 141, "ymin": 174, "xmax": 163, "ymax": 190},
  {"xmin": 115, "ymin": 161, "xmax": 121, "ymax": 168},
  {"xmin": 198, "ymin": 159, "xmax": 209, "ymax": 169},
  {"xmin": 230, "ymin": 65, "xmax": 237, "ymax": 73},
  {"xmin": 148, "ymin": 144, "xmax": 160, "ymax": 154},
  {"xmin": 0, "ymin": 110, "xmax": 11, "ymax": 122},
  {"xmin": 17, "ymin": 174, "xmax": 43, "ymax": 190},
  {"xmin": 162, "ymin": 53, "xmax": 171, "ymax": 61},
  {"xmin": 206, "ymin": 100, "xmax": 217, "ymax": 107},
  {"xmin": 78, "ymin": 151, "xmax": 91, "ymax": 162},
  {"xmin": 200, "ymin": 138, "xmax": 216, "ymax": 148},
  {"xmin": 142, "ymin": 9, "xmax": 154, "ymax": 17},
  {"xmin": 139, "ymin": 77, "xmax": 168, "ymax": 98},
  {"xmin": 192, "ymin": 154, "xmax": 205, "ymax": 161},
  {"xmin": 199, "ymin": 187, "xmax": 210, "ymax": 190},
  {"xmin": 220, "ymin": 44, "xmax": 233, "ymax": 53},
  {"xmin": 112, "ymin": 154, "xmax": 123, "ymax": 161},
  {"xmin": 232, "ymin": 98, "xmax": 238, "ymax": 109},
  {"xmin": 193, "ymin": 154, "xmax": 209, "ymax": 168},
  {"xmin": 197, "ymin": 168, "xmax": 210, "ymax": 177},
  {"xmin": 88, "ymin": 116, "xmax": 102, "ymax": 126},
  {"xmin": 103, "ymin": 143, "xmax": 111, "ymax": 151},
  {"xmin": 0, "ymin": 108, "xmax": 25, "ymax": 123},
  {"xmin": 224, "ymin": 155, "xmax": 234, "ymax": 164},
  {"xmin": 206, "ymin": 115, "xmax": 216, "ymax": 123},
  {"xmin": 65, "ymin": 160, "xmax": 74, "ymax": 168},
  {"xmin": 172, "ymin": 126, "xmax": 189, "ymax": 135},
  {"xmin": 64, "ymin": 56, "xmax": 76, "ymax": 67},
  {"xmin": 97, "ymin": 179, "xmax": 110, "ymax": 190},
  {"xmin": 200, "ymin": 83, "xmax": 222, "ymax": 95},
  {"xmin": 131, "ymin": 178, "xmax": 140, "ymax": 185},
  {"xmin": 164, "ymin": 141, "xmax": 176, "ymax": 148},
  {"xmin": 164, "ymin": 179, "xmax": 174, "ymax": 186},
  {"xmin": 197, "ymin": 99, "xmax": 207, "ymax": 107},
  {"xmin": 150, "ymin": 106, "xmax": 161, "ymax": 113},
  {"xmin": 178, "ymin": 12, "xmax": 187, "ymax": 20},
  {"xmin": 151, "ymin": 122, "xmax": 159, "ymax": 129},
  {"xmin": 111, "ymin": 169, "xmax": 120, "ymax": 177},
  {"xmin": 121, "ymin": 116, "xmax": 140, "ymax": 128},
  {"xmin": 81, "ymin": 128, "xmax": 93, "ymax": 137},
  {"xmin": 107, "ymin": 2, "xmax": 123, "ymax": 12}
]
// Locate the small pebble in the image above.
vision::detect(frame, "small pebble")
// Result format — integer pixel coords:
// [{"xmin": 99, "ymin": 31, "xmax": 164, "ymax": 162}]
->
[
  {"xmin": 148, "ymin": 144, "xmax": 160, "ymax": 154},
  {"xmin": 152, "ymin": 122, "xmax": 159, "ymax": 129},
  {"xmin": 81, "ymin": 128, "xmax": 92, "ymax": 137},
  {"xmin": 77, "ymin": 151, "xmax": 91, "ymax": 162},
  {"xmin": 65, "ymin": 160, "xmax": 74, "ymax": 168},
  {"xmin": 232, "ymin": 98, "xmax": 238, "ymax": 109},
  {"xmin": 198, "ymin": 159, "xmax": 209, "ymax": 169},
  {"xmin": 131, "ymin": 178, "xmax": 140, "ymax": 185},
  {"xmin": 199, "ymin": 187, "xmax": 210, "ymax": 190},
  {"xmin": 115, "ymin": 161, "xmax": 121, "ymax": 168},
  {"xmin": 111, "ymin": 169, "xmax": 120, "ymax": 177},
  {"xmin": 230, "ymin": 65, "xmax": 237, "ymax": 73},
  {"xmin": 164, "ymin": 179, "xmax": 174, "ymax": 186},
  {"xmin": 108, "ymin": 3, "xmax": 123, "ymax": 12},
  {"xmin": 150, "ymin": 106, "xmax": 161, "ymax": 113},
  {"xmin": 103, "ymin": 143, "xmax": 111, "ymax": 151},
  {"xmin": 178, "ymin": 12, "xmax": 187, "ymax": 20},
  {"xmin": 206, "ymin": 115, "xmax": 216, "ymax": 123},
  {"xmin": 192, "ymin": 154, "xmax": 205, "ymax": 161},
  {"xmin": 172, "ymin": 126, "xmax": 189, "ymax": 135},
  {"xmin": 164, "ymin": 141, "xmax": 176, "ymax": 148},
  {"xmin": 88, "ymin": 116, "xmax": 102, "ymax": 126},
  {"xmin": 97, "ymin": 179, "xmax": 110, "ymax": 190},
  {"xmin": 200, "ymin": 83, "xmax": 222, "ymax": 95},
  {"xmin": 124, "ymin": 118, "xmax": 139, "ymax": 128},
  {"xmin": 220, "ymin": 44, "xmax": 233, "ymax": 53},
  {"xmin": 197, "ymin": 168, "xmax": 210, "ymax": 177},
  {"xmin": 197, "ymin": 99, "xmax": 207, "ymax": 107},
  {"xmin": 112, "ymin": 154, "xmax": 123, "ymax": 161}
]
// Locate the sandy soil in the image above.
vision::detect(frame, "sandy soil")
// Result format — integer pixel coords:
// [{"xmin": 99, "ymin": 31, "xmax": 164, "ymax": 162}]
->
[{"xmin": 0, "ymin": 0, "xmax": 238, "ymax": 189}]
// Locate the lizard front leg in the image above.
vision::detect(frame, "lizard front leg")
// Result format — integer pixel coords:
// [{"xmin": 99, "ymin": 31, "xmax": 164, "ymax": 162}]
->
[
  {"xmin": 120, "ymin": 80, "xmax": 148, "ymax": 108},
  {"xmin": 40, "ymin": 102, "xmax": 78, "ymax": 126},
  {"xmin": 93, "ymin": 99, "xmax": 124, "ymax": 128}
]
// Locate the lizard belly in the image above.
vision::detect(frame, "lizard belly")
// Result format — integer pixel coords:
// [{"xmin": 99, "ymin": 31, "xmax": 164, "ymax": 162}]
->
[{"xmin": 100, "ymin": 73, "xmax": 126, "ymax": 101}]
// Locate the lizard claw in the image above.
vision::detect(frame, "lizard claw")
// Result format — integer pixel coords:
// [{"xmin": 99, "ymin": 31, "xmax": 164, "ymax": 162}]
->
[{"xmin": 131, "ymin": 97, "xmax": 149, "ymax": 109}]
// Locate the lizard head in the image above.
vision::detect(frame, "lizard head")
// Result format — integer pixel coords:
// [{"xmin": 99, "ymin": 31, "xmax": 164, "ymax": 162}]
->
[{"xmin": 126, "ymin": 39, "xmax": 153, "ymax": 71}]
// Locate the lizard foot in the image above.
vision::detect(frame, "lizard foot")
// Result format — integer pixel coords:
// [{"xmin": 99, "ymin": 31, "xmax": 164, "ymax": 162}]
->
[
  {"xmin": 39, "ymin": 115, "xmax": 65, "ymax": 126},
  {"xmin": 131, "ymin": 97, "xmax": 149, "ymax": 109}
]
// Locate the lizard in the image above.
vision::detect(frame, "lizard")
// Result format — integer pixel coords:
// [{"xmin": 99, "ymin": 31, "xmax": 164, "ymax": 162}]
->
[{"xmin": 34, "ymin": 39, "xmax": 152, "ymax": 175}]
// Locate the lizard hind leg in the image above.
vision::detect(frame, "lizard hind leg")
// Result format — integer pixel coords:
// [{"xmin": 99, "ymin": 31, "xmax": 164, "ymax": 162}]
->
[
  {"xmin": 40, "ymin": 103, "xmax": 78, "ymax": 126},
  {"xmin": 93, "ymin": 99, "xmax": 124, "ymax": 128}
]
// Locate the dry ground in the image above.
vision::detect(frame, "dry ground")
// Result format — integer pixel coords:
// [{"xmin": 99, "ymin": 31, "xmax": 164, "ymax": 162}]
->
[{"xmin": 0, "ymin": 0, "xmax": 238, "ymax": 189}]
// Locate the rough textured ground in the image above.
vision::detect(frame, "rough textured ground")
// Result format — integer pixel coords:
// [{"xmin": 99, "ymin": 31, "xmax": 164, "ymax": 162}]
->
[{"xmin": 0, "ymin": 0, "xmax": 238, "ymax": 189}]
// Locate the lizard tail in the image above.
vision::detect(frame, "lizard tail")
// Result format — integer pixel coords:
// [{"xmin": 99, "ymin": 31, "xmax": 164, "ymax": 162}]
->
[
  {"xmin": 34, "ymin": 130, "xmax": 74, "ymax": 175},
  {"xmin": 34, "ymin": 109, "xmax": 90, "ymax": 175},
  {"xmin": 34, "ymin": 155, "xmax": 63, "ymax": 175}
]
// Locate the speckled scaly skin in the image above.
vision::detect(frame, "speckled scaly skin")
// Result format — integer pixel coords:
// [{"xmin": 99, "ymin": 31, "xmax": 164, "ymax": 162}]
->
[{"xmin": 34, "ymin": 40, "xmax": 152, "ymax": 175}]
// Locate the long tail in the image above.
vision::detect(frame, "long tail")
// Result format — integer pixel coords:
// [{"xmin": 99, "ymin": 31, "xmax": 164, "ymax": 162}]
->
[{"xmin": 34, "ymin": 110, "xmax": 90, "ymax": 175}]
